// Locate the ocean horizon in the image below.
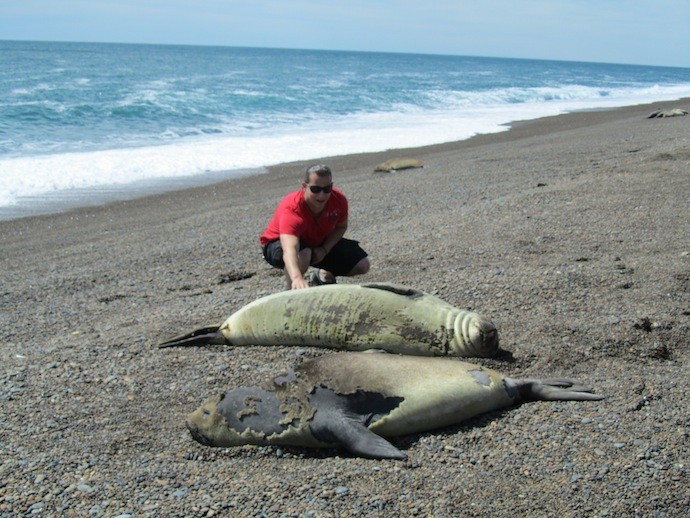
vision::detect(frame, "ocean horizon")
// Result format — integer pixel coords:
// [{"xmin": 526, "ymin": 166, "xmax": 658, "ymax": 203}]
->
[{"xmin": 2, "ymin": 40, "xmax": 690, "ymax": 220}]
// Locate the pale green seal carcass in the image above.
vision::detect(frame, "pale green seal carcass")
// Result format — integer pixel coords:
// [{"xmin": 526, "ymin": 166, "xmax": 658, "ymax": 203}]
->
[
  {"xmin": 159, "ymin": 283, "xmax": 499, "ymax": 357},
  {"xmin": 186, "ymin": 352, "xmax": 604, "ymax": 459},
  {"xmin": 374, "ymin": 158, "xmax": 424, "ymax": 172},
  {"xmin": 647, "ymin": 108, "xmax": 688, "ymax": 118}
]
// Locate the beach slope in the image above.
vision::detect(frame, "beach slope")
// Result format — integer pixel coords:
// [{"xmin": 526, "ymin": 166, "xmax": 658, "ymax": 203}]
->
[{"xmin": 1, "ymin": 99, "xmax": 688, "ymax": 516}]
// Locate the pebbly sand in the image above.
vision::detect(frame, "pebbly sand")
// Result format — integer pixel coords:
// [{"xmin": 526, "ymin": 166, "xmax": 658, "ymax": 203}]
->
[{"xmin": 1, "ymin": 99, "xmax": 689, "ymax": 517}]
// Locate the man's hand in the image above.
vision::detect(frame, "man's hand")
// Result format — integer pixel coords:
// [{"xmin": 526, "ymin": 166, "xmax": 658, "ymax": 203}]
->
[{"xmin": 291, "ymin": 276, "xmax": 309, "ymax": 290}]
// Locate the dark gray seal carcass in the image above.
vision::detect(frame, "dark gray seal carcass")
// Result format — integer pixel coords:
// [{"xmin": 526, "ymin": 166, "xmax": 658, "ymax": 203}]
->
[
  {"xmin": 160, "ymin": 283, "xmax": 499, "ymax": 358},
  {"xmin": 186, "ymin": 352, "xmax": 604, "ymax": 459}
]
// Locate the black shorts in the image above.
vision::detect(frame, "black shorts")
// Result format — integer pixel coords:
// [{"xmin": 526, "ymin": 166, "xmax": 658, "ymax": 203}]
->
[{"xmin": 262, "ymin": 238, "xmax": 368, "ymax": 277}]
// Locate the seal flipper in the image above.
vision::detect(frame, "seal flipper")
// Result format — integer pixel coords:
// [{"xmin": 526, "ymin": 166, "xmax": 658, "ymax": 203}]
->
[
  {"xmin": 158, "ymin": 325, "xmax": 226, "ymax": 348},
  {"xmin": 361, "ymin": 282, "xmax": 422, "ymax": 298},
  {"xmin": 506, "ymin": 378, "xmax": 605, "ymax": 402},
  {"xmin": 310, "ymin": 416, "xmax": 407, "ymax": 460}
]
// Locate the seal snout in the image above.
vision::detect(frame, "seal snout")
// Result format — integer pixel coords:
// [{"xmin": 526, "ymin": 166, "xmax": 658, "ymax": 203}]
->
[
  {"xmin": 186, "ymin": 422, "xmax": 213, "ymax": 447},
  {"xmin": 467, "ymin": 318, "xmax": 499, "ymax": 357}
]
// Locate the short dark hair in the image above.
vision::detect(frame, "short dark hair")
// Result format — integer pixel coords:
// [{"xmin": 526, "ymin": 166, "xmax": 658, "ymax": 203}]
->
[{"xmin": 305, "ymin": 164, "xmax": 332, "ymax": 183}]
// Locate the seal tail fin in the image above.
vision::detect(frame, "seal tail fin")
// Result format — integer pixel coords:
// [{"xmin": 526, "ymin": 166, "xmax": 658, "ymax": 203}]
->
[
  {"xmin": 513, "ymin": 378, "xmax": 605, "ymax": 402},
  {"xmin": 158, "ymin": 325, "xmax": 227, "ymax": 348}
]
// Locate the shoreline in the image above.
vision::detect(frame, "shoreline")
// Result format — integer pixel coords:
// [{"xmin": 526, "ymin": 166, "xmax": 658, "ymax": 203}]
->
[
  {"xmin": 1, "ymin": 97, "xmax": 688, "ymax": 223},
  {"xmin": 1, "ymin": 95, "xmax": 689, "ymax": 516},
  {"xmin": 0, "ymin": 166, "xmax": 268, "ymax": 222}
]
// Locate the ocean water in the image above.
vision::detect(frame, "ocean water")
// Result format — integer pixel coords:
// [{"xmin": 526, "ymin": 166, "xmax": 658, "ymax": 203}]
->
[{"xmin": 2, "ymin": 40, "xmax": 690, "ymax": 219}]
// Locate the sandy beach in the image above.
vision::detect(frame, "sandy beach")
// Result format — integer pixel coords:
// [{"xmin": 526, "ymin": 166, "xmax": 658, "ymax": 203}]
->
[{"xmin": 1, "ymin": 98, "xmax": 689, "ymax": 516}]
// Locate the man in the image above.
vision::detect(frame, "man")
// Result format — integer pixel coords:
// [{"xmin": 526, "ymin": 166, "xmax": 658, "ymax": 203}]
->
[{"xmin": 260, "ymin": 164, "xmax": 370, "ymax": 289}]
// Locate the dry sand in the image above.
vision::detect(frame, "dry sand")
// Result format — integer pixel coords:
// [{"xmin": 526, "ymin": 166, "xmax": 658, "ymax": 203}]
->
[{"xmin": 1, "ymin": 99, "xmax": 689, "ymax": 517}]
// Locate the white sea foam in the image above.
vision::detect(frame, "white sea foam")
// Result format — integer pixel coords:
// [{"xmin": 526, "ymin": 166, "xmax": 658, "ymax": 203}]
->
[{"xmin": 2, "ymin": 83, "xmax": 690, "ymax": 212}]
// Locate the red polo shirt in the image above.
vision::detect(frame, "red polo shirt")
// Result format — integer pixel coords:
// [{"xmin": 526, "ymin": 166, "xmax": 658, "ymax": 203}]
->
[{"xmin": 260, "ymin": 188, "xmax": 348, "ymax": 247}]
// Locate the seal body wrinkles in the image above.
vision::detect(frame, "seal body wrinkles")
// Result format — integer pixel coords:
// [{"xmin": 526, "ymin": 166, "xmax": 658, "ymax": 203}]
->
[
  {"xmin": 160, "ymin": 283, "xmax": 499, "ymax": 358},
  {"xmin": 186, "ymin": 352, "xmax": 604, "ymax": 459}
]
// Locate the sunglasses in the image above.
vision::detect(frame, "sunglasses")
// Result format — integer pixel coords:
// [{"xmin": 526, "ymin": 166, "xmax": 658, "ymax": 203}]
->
[{"xmin": 306, "ymin": 183, "xmax": 333, "ymax": 194}]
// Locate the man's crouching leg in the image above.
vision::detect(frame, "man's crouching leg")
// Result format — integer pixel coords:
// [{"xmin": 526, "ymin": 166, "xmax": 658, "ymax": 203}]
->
[{"xmin": 347, "ymin": 257, "xmax": 370, "ymax": 276}]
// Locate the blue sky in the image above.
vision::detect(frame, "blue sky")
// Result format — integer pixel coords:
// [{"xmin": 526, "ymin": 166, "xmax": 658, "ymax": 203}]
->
[{"xmin": 1, "ymin": 0, "xmax": 689, "ymax": 67}]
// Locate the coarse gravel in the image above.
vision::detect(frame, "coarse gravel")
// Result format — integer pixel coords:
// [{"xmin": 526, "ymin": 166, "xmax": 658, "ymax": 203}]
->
[{"xmin": 1, "ymin": 99, "xmax": 688, "ymax": 517}]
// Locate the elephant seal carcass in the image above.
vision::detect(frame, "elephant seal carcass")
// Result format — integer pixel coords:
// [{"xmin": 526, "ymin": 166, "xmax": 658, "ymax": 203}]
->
[
  {"xmin": 159, "ymin": 283, "xmax": 499, "ymax": 358},
  {"xmin": 187, "ymin": 352, "xmax": 604, "ymax": 459},
  {"xmin": 374, "ymin": 158, "xmax": 424, "ymax": 172},
  {"xmin": 647, "ymin": 108, "xmax": 688, "ymax": 118}
]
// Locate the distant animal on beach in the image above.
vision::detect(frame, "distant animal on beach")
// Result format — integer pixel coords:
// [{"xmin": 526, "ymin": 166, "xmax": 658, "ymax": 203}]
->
[
  {"xmin": 159, "ymin": 283, "xmax": 499, "ymax": 358},
  {"xmin": 374, "ymin": 158, "xmax": 424, "ymax": 172},
  {"xmin": 647, "ymin": 108, "xmax": 688, "ymax": 118},
  {"xmin": 186, "ymin": 352, "xmax": 604, "ymax": 459}
]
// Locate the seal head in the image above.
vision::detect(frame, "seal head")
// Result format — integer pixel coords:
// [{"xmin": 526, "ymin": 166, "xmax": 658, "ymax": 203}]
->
[{"xmin": 460, "ymin": 314, "xmax": 499, "ymax": 357}]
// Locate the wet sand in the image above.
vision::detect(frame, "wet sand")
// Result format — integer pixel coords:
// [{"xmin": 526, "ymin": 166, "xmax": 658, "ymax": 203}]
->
[{"xmin": 1, "ymin": 98, "xmax": 689, "ymax": 516}]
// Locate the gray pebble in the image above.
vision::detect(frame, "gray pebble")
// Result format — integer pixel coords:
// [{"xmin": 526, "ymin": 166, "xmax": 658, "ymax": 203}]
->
[{"xmin": 27, "ymin": 502, "xmax": 44, "ymax": 513}]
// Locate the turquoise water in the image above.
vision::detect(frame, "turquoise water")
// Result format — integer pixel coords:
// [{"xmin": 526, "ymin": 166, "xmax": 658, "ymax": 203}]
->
[{"xmin": 2, "ymin": 40, "xmax": 690, "ymax": 218}]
